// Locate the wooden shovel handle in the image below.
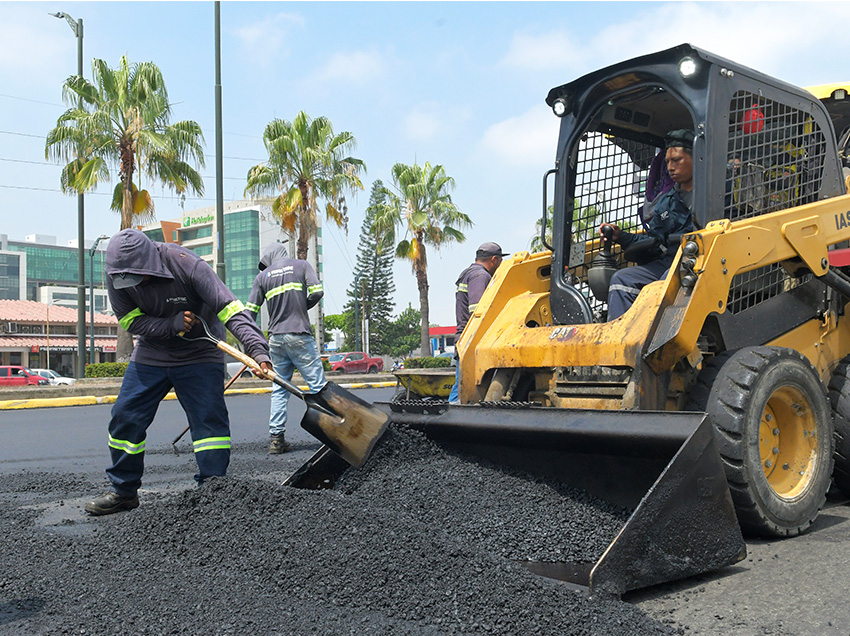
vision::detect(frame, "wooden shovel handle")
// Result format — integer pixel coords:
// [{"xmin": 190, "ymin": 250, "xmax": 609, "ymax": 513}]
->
[{"xmin": 214, "ymin": 339, "xmax": 305, "ymax": 399}]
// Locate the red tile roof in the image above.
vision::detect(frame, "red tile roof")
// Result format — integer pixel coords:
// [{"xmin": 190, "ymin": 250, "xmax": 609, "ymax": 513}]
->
[
  {"xmin": 0, "ymin": 335, "xmax": 116, "ymax": 349},
  {"xmin": 0, "ymin": 300, "xmax": 117, "ymax": 325}
]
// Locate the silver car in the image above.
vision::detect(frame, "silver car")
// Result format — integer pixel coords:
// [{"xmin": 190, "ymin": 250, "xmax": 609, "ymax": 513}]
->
[{"xmin": 30, "ymin": 368, "xmax": 77, "ymax": 386}]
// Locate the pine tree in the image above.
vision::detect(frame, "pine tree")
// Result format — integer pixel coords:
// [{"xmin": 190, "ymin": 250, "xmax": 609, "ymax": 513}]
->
[{"xmin": 343, "ymin": 180, "xmax": 396, "ymax": 354}]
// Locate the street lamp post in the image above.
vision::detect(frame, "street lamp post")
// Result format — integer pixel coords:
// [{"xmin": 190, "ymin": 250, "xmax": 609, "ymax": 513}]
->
[
  {"xmin": 50, "ymin": 10, "xmax": 86, "ymax": 379},
  {"xmin": 89, "ymin": 235, "xmax": 109, "ymax": 366},
  {"xmin": 46, "ymin": 302, "xmax": 51, "ymax": 370}
]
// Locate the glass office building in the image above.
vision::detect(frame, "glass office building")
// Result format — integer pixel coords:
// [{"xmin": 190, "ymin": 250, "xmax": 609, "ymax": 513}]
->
[
  {"xmin": 0, "ymin": 234, "xmax": 106, "ymax": 306},
  {"xmin": 141, "ymin": 201, "xmax": 289, "ymax": 307}
]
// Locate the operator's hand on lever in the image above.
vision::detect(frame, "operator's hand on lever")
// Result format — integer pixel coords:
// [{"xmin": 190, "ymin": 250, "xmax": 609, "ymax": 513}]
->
[
  {"xmin": 254, "ymin": 361, "xmax": 273, "ymax": 379},
  {"xmin": 599, "ymin": 223, "xmax": 621, "ymax": 243},
  {"xmin": 182, "ymin": 311, "xmax": 198, "ymax": 332}
]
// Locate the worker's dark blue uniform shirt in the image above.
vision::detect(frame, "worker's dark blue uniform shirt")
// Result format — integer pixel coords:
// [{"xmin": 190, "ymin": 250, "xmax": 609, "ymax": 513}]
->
[
  {"xmin": 617, "ymin": 186, "xmax": 694, "ymax": 264},
  {"xmin": 106, "ymin": 229, "xmax": 270, "ymax": 367}
]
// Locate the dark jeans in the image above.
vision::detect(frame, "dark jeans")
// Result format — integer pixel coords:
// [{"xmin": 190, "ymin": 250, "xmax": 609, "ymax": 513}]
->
[{"xmin": 105, "ymin": 361, "xmax": 230, "ymax": 494}]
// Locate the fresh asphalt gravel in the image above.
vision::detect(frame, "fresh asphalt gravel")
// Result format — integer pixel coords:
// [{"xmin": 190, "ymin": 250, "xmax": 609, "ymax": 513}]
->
[{"xmin": 0, "ymin": 425, "xmax": 679, "ymax": 636}]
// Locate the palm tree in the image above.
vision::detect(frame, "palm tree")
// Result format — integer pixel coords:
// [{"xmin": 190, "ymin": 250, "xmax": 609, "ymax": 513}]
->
[
  {"xmin": 529, "ymin": 200, "xmax": 599, "ymax": 252},
  {"xmin": 244, "ymin": 112, "xmax": 365, "ymax": 261},
  {"xmin": 375, "ymin": 162, "xmax": 472, "ymax": 357},
  {"xmin": 45, "ymin": 56, "xmax": 206, "ymax": 360},
  {"xmin": 45, "ymin": 56, "xmax": 205, "ymax": 231}
]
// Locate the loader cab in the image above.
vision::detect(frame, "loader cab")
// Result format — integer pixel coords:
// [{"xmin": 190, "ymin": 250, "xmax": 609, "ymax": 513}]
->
[{"xmin": 544, "ymin": 43, "xmax": 845, "ymax": 328}]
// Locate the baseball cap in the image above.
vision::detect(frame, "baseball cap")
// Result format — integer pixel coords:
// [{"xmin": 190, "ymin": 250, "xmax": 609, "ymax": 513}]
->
[
  {"xmin": 476, "ymin": 242, "xmax": 509, "ymax": 259},
  {"xmin": 111, "ymin": 272, "xmax": 145, "ymax": 289},
  {"xmin": 664, "ymin": 129, "xmax": 695, "ymax": 150}
]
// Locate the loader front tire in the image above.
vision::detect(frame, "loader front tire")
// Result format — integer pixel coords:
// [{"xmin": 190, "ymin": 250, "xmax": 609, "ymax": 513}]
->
[
  {"xmin": 826, "ymin": 357, "xmax": 850, "ymax": 496},
  {"xmin": 688, "ymin": 346, "xmax": 833, "ymax": 537}
]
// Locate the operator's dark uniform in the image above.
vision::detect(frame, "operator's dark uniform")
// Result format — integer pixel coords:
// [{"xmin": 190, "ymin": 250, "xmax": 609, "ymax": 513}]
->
[
  {"xmin": 607, "ymin": 187, "xmax": 694, "ymax": 320},
  {"xmin": 103, "ymin": 229, "xmax": 271, "ymax": 495},
  {"xmin": 449, "ymin": 263, "xmax": 493, "ymax": 403}
]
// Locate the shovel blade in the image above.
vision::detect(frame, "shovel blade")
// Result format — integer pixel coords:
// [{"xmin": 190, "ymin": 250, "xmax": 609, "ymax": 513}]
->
[{"xmin": 300, "ymin": 382, "xmax": 389, "ymax": 468}]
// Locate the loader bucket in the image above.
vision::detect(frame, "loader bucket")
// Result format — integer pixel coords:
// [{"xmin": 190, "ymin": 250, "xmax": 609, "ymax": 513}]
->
[{"xmin": 284, "ymin": 402, "xmax": 746, "ymax": 597}]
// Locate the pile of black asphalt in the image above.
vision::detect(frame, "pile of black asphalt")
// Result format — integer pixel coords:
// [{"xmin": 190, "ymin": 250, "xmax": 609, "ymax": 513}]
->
[{"xmin": 0, "ymin": 426, "xmax": 681, "ymax": 635}]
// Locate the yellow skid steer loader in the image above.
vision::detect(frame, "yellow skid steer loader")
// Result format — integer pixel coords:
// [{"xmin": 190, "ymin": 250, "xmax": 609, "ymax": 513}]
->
[{"xmin": 288, "ymin": 44, "xmax": 850, "ymax": 597}]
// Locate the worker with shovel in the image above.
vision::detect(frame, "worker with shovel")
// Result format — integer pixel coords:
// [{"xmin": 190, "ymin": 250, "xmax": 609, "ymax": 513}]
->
[
  {"xmin": 246, "ymin": 243, "xmax": 327, "ymax": 454},
  {"xmin": 85, "ymin": 229, "xmax": 272, "ymax": 516}
]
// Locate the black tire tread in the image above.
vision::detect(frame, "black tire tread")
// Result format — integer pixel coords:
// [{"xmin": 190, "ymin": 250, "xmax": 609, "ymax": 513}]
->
[{"xmin": 687, "ymin": 346, "xmax": 833, "ymax": 537}]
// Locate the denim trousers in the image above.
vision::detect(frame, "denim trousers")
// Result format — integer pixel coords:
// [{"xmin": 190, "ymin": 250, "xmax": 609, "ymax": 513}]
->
[
  {"xmin": 268, "ymin": 333, "xmax": 327, "ymax": 437},
  {"xmin": 106, "ymin": 361, "xmax": 229, "ymax": 494}
]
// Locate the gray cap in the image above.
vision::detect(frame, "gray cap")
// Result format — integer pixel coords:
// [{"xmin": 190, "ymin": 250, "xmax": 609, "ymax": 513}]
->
[
  {"xmin": 476, "ymin": 242, "xmax": 509, "ymax": 259},
  {"xmin": 111, "ymin": 272, "xmax": 144, "ymax": 289}
]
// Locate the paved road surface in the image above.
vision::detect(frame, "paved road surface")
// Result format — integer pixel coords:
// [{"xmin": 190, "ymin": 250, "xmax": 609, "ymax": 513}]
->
[{"xmin": 2, "ymin": 389, "xmax": 850, "ymax": 635}]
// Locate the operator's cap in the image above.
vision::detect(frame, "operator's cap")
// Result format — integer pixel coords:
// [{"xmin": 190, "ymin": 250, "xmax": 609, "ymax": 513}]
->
[
  {"xmin": 476, "ymin": 242, "xmax": 509, "ymax": 259},
  {"xmin": 664, "ymin": 129, "xmax": 695, "ymax": 150},
  {"xmin": 111, "ymin": 272, "xmax": 144, "ymax": 289}
]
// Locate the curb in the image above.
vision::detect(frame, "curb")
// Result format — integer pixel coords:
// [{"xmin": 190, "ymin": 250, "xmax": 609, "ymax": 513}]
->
[{"xmin": 0, "ymin": 380, "xmax": 398, "ymax": 410}]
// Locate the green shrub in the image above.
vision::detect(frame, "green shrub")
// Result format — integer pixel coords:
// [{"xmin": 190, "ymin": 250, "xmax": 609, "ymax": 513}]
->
[
  {"xmin": 322, "ymin": 358, "xmax": 332, "ymax": 372},
  {"xmin": 403, "ymin": 356, "xmax": 452, "ymax": 369},
  {"xmin": 85, "ymin": 362, "xmax": 129, "ymax": 378}
]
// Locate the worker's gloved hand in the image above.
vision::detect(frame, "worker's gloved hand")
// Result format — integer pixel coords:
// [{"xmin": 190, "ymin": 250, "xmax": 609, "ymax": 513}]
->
[
  {"xmin": 599, "ymin": 223, "xmax": 621, "ymax": 243},
  {"xmin": 255, "ymin": 361, "xmax": 273, "ymax": 378}
]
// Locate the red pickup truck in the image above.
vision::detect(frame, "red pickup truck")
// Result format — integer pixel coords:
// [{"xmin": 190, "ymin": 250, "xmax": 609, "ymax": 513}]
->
[{"xmin": 326, "ymin": 352, "xmax": 383, "ymax": 374}]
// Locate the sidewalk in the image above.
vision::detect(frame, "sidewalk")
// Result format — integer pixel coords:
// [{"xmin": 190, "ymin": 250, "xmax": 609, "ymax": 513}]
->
[{"xmin": 0, "ymin": 373, "xmax": 397, "ymax": 410}]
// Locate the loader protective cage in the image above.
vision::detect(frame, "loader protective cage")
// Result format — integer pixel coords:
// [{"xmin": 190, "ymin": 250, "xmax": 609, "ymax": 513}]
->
[{"xmin": 545, "ymin": 43, "xmax": 846, "ymax": 327}]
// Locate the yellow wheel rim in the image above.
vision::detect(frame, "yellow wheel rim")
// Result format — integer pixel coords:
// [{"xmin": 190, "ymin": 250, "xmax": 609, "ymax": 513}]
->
[{"xmin": 759, "ymin": 386, "xmax": 818, "ymax": 499}]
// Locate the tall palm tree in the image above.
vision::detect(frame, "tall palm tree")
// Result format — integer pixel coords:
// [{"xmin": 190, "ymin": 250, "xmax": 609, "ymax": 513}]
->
[
  {"xmin": 45, "ymin": 56, "xmax": 205, "ymax": 231},
  {"xmin": 375, "ymin": 162, "xmax": 472, "ymax": 357},
  {"xmin": 45, "ymin": 56, "xmax": 206, "ymax": 360},
  {"xmin": 244, "ymin": 112, "xmax": 365, "ymax": 261}
]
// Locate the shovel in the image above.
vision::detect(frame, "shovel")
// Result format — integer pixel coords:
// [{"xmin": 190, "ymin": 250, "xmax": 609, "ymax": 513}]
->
[{"xmin": 179, "ymin": 315, "xmax": 389, "ymax": 468}]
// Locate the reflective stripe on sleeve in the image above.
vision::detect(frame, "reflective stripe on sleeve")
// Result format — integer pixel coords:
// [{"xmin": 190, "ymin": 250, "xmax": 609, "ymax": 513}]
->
[
  {"xmin": 119, "ymin": 308, "xmax": 144, "ymax": 331},
  {"xmin": 108, "ymin": 435, "xmax": 146, "ymax": 455},
  {"xmin": 457, "ymin": 283, "xmax": 468, "ymax": 293},
  {"xmin": 266, "ymin": 282, "xmax": 303, "ymax": 300},
  {"xmin": 217, "ymin": 300, "xmax": 246, "ymax": 324},
  {"xmin": 193, "ymin": 436, "xmax": 232, "ymax": 453},
  {"xmin": 468, "ymin": 302, "xmax": 478, "ymax": 311},
  {"xmin": 245, "ymin": 302, "xmax": 262, "ymax": 313},
  {"xmin": 307, "ymin": 284, "xmax": 323, "ymax": 295}
]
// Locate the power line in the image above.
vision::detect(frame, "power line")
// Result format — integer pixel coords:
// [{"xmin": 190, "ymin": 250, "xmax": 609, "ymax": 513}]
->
[{"xmin": 0, "ymin": 93, "xmax": 64, "ymax": 108}]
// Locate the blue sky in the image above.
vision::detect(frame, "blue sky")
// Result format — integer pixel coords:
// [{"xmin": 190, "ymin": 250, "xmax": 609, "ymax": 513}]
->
[{"xmin": 2, "ymin": 1, "xmax": 849, "ymax": 326}]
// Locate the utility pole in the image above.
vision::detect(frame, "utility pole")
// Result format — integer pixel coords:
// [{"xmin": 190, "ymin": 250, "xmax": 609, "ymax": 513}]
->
[
  {"xmin": 50, "ymin": 11, "xmax": 86, "ymax": 378},
  {"xmin": 213, "ymin": 1, "xmax": 226, "ymax": 283}
]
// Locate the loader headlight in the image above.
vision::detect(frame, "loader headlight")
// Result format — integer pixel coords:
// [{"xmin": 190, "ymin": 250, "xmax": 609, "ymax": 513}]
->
[
  {"xmin": 552, "ymin": 97, "xmax": 569, "ymax": 117},
  {"xmin": 678, "ymin": 57, "xmax": 697, "ymax": 78}
]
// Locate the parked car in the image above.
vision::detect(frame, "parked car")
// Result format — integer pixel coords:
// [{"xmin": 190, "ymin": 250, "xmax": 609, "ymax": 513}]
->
[
  {"xmin": 326, "ymin": 352, "xmax": 383, "ymax": 374},
  {"xmin": 436, "ymin": 351, "xmax": 457, "ymax": 367},
  {"xmin": 30, "ymin": 368, "xmax": 77, "ymax": 386},
  {"xmin": 225, "ymin": 362, "xmax": 254, "ymax": 380},
  {"xmin": 0, "ymin": 366, "xmax": 50, "ymax": 387}
]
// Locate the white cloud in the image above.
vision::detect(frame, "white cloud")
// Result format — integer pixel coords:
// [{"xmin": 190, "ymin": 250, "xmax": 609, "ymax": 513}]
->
[
  {"xmin": 309, "ymin": 50, "xmax": 386, "ymax": 85},
  {"xmin": 231, "ymin": 12, "xmax": 304, "ymax": 63},
  {"xmin": 478, "ymin": 104, "xmax": 559, "ymax": 167},
  {"xmin": 498, "ymin": 2, "xmax": 850, "ymax": 82},
  {"xmin": 402, "ymin": 104, "xmax": 473, "ymax": 142},
  {"xmin": 499, "ymin": 29, "xmax": 587, "ymax": 73}
]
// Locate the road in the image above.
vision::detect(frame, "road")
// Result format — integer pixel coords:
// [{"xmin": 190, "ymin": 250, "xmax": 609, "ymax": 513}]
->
[{"xmin": 2, "ymin": 389, "xmax": 850, "ymax": 635}]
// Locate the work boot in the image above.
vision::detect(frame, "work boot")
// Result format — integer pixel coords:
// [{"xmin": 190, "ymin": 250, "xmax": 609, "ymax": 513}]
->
[
  {"xmin": 85, "ymin": 491, "xmax": 140, "ymax": 516},
  {"xmin": 269, "ymin": 434, "xmax": 291, "ymax": 455}
]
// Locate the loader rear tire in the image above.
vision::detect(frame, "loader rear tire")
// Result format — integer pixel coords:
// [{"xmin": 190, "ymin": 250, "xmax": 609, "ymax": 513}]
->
[
  {"xmin": 826, "ymin": 357, "xmax": 850, "ymax": 496},
  {"xmin": 687, "ymin": 346, "xmax": 833, "ymax": 538}
]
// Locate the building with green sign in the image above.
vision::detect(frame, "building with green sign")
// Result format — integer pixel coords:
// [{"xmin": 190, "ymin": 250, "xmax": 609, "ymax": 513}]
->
[{"xmin": 141, "ymin": 200, "xmax": 291, "ymax": 307}]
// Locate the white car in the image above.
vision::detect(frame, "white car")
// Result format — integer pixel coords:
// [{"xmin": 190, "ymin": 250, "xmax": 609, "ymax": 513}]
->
[
  {"xmin": 225, "ymin": 362, "xmax": 254, "ymax": 380},
  {"xmin": 31, "ymin": 368, "xmax": 77, "ymax": 386}
]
